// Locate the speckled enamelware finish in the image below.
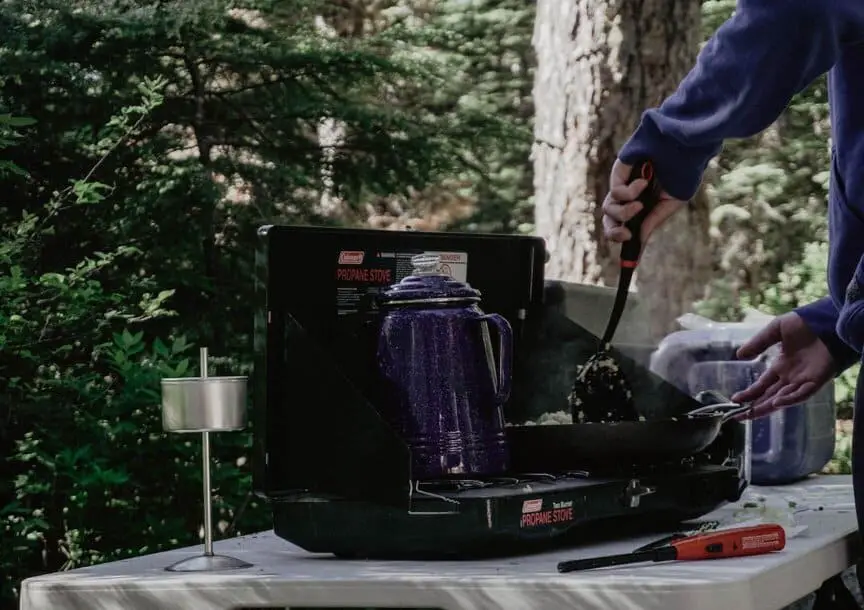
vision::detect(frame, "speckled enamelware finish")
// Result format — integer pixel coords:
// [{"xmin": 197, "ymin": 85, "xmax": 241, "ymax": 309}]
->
[
  {"xmin": 381, "ymin": 271, "xmax": 481, "ymax": 302},
  {"xmin": 377, "ymin": 255, "xmax": 513, "ymax": 479}
]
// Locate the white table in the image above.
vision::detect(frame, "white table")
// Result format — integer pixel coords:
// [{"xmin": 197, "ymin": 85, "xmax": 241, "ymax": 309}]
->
[{"xmin": 20, "ymin": 476, "xmax": 860, "ymax": 610}]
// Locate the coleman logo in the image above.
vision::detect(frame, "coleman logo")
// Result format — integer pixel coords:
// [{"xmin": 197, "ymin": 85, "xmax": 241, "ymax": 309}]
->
[
  {"xmin": 522, "ymin": 499, "xmax": 543, "ymax": 514},
  {"xmin": 338, "ymin": 251, "xmax": 364, "ymax": 265}
]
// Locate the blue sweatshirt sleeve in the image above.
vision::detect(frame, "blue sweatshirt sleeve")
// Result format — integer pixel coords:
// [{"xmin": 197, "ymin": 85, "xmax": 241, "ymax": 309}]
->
[
  {"xmin": 836, "ymin": 255, "xmax": 864, "ymax": 357},
  {"xmin": 618, "ymin": 0, "xmax": 860, "ymax": 202},
  {"xmin": 798, "ymin": 297, "xmax": 860, "ymax": 374}
]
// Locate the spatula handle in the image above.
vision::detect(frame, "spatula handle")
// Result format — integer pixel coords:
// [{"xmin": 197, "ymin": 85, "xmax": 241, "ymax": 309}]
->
[{"xmin": 620, "ymin": 161, "xmax": 662, "ymax": 266}]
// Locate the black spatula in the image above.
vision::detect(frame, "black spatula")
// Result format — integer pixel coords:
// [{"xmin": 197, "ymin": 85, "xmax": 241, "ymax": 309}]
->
[{"xmin": 569, "ymin": 161, "xmax": 663, "ymax": 423}]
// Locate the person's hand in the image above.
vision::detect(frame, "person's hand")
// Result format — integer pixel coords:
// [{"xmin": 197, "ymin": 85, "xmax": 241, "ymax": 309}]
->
[
  {"xmin": 602, "ymin": 159, "xmax": 685, "ymax": 246},
  {"xmin": 730, "ymin": 312, "xmax": 835, "ymax": 420}
]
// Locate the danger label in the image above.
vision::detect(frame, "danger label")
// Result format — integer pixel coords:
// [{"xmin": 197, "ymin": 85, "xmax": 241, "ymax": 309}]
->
[{"xmin": 423, "ymin": 251, "xmax": 468, "ymax": 283}]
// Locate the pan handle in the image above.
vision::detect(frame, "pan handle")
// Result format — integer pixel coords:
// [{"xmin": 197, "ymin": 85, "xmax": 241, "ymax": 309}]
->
[
  {"xmin": 687, "ymin": 402, "xmax": 738, "ymax": 416},
  {"xmin": 695, "ymin": 390, "xmax": 732, "ymax": 406},
  {"xmin": 720, "ymin": 405, "xmax": 753, "ymax": 422},
  {"xmin": 688, "ymin": 402, "xmax": 753, "ymax": 422}
]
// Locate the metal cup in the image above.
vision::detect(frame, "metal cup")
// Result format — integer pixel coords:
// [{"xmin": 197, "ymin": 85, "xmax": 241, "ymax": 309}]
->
[
  {"xmin": 161, "ymin": 376, "xmax": 247, "ymax": 433},
  {"xmin": 160, "ymin": 347, "xmax": 252, "ymax": 572}
]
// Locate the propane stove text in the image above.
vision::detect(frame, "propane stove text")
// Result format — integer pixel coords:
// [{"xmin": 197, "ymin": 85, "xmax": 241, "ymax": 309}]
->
[
  {"xmin": 520, "ymin": 505, "xmax": 575, "ymax": 528},
  {"xmin": 335, "ymin": 267, "xmax": 393, "ymax": 284}
]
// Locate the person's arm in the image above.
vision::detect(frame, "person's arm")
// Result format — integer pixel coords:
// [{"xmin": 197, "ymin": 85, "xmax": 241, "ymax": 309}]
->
[
  {"xmin": 618, "ymin": 0, "xmax": 864, "ymax": 202},
  {"xmin": 836, "ymin": 256, "xmax": 864, "ymax": 357},
  {"xmin": 797, "ymin": 298, "xmax": 859, "ymax": 374}
]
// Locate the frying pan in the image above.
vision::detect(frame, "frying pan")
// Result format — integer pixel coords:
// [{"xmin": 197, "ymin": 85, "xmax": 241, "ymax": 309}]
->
[{"xmin": 506, "ymin": 401, "xmax": 751, "ymax": 468}]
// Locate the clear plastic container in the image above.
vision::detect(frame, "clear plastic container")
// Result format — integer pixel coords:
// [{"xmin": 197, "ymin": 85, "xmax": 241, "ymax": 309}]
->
[{"xmin": 650, "ymin": 327, "xmax": 836, "ymax": 485}]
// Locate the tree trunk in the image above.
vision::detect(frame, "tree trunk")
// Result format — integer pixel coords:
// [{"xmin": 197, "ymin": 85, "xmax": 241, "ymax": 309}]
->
[{"xmin": 532, "ymin": 0, "xmax": 712, "ymax": 339}]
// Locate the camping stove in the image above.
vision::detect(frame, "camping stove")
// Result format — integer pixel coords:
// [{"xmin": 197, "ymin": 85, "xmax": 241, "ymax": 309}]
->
[
  {"xmin": 253, "ymin": 225, "xmax": 748, "ymax": 559},
  {"xmin": 271, "ymin": 462, "xmax": 745, "ymax": 558}
]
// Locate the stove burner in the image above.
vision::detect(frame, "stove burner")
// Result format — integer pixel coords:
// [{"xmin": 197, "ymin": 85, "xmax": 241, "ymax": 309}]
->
[
  {"xmin": 416, "ymin": 478, "xmax": 491, "ymax": 493},
  {"xmin": 412, "ymin": 460, "xmax": 719, "ymax": 496},
  {"xmin": 483, "ymin": 473, "xmax": 559, "ymax": 486},
  {"xmin": 416, "ymin": 472, "xmax": 574, "ymax": 493},
  {"xmin": 563, "ymin": 470, "xmax": 591, "ymax": 478}
]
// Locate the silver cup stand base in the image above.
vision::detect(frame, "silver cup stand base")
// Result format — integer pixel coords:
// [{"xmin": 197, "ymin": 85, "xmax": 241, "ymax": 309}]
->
[{"xmin": 165, "ymin": 553, "xmax": 253, "ymax": 572}]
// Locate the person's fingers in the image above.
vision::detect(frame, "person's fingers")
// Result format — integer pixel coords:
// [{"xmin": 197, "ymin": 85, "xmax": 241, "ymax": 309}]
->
[
  {"xmin": 732, "ymin": 409, "xmax": 754, "ymax": 422},
  {"xmin": 750, "ymin": 378, "xmax": 784, "ymax": 411},
  {"xmin": 771, "ymin": 381, "xmax": 818, "ymax": 409},
  {"xmin": 602, "ymin": 199, "xmax": 644, "ymax": 224},
  {"xmin": 744, "ymin": 401, "xmax": 779, "ymax": 421},
  {"xmin": 610, "ymin": 180, "xmax": 648, "ymax": 202},
  {"xmin": 743, "ymin": 385, "xmax": 784, "ymax": 421},
  {"xmin": 736, "ymin": 318, "xmax": 782, "ymax": 360},
  {"xmin": 730, "ymin": 368, "xmax": 778, "ymax": 404},
  {"xmin": 739, "ymin": 375, "xmax": 802, "ymax": 421},
  {"xmin": 610, "ymin": 161, "xmax": 632, "ymax": 186},
  {"xmin": 640, "ymin": 199, "xmax": 684, "ymax": 241},
  {"xmin": 602, "ymin": 214, "xmax": 632, "ymax": 242}
]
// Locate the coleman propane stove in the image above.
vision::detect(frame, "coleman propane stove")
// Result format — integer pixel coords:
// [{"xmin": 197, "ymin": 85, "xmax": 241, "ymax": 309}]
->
[
  {"xmin": 253, "ymin": 225, "xmax": 749, "ymax": 559},
  {"xmin": 270, "ymin": 462, "xmax": 746, "ymax": 559}
]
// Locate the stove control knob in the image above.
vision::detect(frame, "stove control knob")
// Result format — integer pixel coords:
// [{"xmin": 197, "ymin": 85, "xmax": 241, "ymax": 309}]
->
[{"xmin": 623, "ymin": 479, "xmax": 656, "ymax": 508}]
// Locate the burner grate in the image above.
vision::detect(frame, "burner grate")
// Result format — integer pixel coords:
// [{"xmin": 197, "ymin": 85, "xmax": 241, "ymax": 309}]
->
[
  {"xmin": 413, "ymin": 461, "xmax": 708, "ymax": 494},
  {"xmin": 416, "ymin": 478, "xmax": 491, "ymax": 493},
  {"xmin": 416, "ymin": 471, "xmax": 583, "ymax": 493}
]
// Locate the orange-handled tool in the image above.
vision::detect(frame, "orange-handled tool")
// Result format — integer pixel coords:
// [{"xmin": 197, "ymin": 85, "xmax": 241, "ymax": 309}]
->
[{"xmin": 557, "ymin": 524, "xmax": 786, "ymax": 573}]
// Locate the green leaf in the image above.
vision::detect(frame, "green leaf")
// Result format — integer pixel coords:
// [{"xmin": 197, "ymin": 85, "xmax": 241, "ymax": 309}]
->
[
  {"xmin": 174, "ymin": 358, "xmax": 190, "ymax": 377},
  {"xmin": 153, "ymin": 337, "xmax": 169, "ymax": 357},
  {"xmin": 0, "ymin": 113, "xmax": 37, "ymax": 127},
  {"xmin": 171, "ymin": 336, "xmax": 188, "ymax": 354}
]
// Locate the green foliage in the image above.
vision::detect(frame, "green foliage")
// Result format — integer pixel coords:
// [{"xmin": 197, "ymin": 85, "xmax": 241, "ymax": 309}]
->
[
  {"xmin": 0, "ymin": 86, "xmax": 272, "ymax": 601},
  {"xmin": 424, "ymin": 0, "xmax": 536, "ymax": 233},
  {"xmin": 698, "ymin": 0, "xmax": 832, "ymax": 311},
  {"xmin": 825, "ymin": 423, "xmax": 853, "ymax": 475},
  {"xmin": 0, "ymin": 1, "xmax": 528, "ymax": 604}
]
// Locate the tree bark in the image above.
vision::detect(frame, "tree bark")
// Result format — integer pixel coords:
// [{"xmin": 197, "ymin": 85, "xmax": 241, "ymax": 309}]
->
[{"xmin": 532, "ymin": 0, "xmax": 712, "ymax": 339}]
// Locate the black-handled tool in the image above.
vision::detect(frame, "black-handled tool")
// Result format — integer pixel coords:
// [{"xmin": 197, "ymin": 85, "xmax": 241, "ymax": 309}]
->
[
  {"xmin": 599, "ymin": 160, "xmax": 662, "ymax": 344},
  {"xmin": 619, "ymin": 161, "xmax": 663, "ymax": 266},
  {"xmin": 570, "ymin": 160, "xmax": 665, "ymax": 423}
]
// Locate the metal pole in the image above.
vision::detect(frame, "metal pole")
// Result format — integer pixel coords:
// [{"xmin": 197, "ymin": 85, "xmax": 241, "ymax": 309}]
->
[{"xmin": 200, "ymin": 347, "xmax": 214, "ymax": 557}]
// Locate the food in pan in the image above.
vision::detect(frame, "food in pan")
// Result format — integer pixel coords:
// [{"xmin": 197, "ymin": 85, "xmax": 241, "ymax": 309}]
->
[
  {"xmin": 568, "ymin": 349, "xmax": 640, "ymax": 423},
  {"xmin": 511, "ymin": 409, "xmax": 648, "ymax": 427},
  {"xmin": 517, "ymin": 410, "xmax": 573, "ymax": 426}
]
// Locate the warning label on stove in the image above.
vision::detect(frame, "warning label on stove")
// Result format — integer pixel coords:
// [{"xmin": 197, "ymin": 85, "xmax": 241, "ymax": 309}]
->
[
  {"xmin": 424, "ymin": 251, "xmax": 468, "ymax": 283},
  {"xmin": 334, "ymin": 249, "xmax": 469, "ymax": 315},
  {"xmin": 520, "ymin": 499, "xmax": 575, "ymax": 529}
]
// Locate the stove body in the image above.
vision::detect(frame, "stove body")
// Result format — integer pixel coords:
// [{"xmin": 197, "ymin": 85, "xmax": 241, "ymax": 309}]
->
[{"xmin": 254, "ymin": 225, "xmax": 748, "ymax": 558}]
